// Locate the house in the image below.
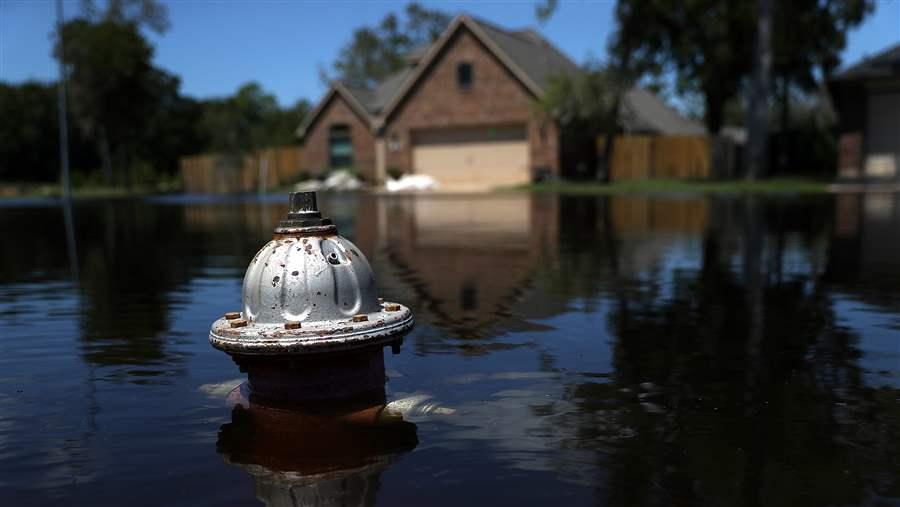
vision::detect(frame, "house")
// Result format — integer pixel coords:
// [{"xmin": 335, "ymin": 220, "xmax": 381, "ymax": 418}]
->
[
  {"xmin": 829, "ymin": 43, "xmax": 900, "ymax": 181},
  {"xmin": 297, "ymin": 14, "xmax": 701, "ymax": 189}
]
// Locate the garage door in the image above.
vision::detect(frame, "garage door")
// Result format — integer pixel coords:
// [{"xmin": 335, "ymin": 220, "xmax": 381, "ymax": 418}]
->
[
  {"xmin": 865, "ymin": 92, "xmax": 900, "ymax": 179},
  {"xmin": 412, "ymin": 125, "xmax": 529, "ymax": 188}
]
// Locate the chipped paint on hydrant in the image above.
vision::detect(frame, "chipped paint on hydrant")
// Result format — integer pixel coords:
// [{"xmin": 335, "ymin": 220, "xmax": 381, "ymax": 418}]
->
[{"xmin": 209, "ymin": 191, "xmax": 414, "ymax": 402}]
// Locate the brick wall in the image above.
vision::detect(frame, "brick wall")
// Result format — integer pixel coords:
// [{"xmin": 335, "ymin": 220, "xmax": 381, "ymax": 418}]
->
[
  {"xmin": 838, "ymin": 132, "xmax": 863, "ymax": 180},
  {"xmin": 383, "ymin": 28, "xmax": 559, "ymax": 176},
  {"xmin": 302, "ymin": 94, "xmax": 377, "ymax": 181}
]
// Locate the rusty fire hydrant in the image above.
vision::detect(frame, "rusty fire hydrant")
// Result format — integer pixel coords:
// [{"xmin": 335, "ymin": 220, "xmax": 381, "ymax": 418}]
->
[{"xmin": 209, "ymin": 191, "xmax": 414, "ymax": 402}]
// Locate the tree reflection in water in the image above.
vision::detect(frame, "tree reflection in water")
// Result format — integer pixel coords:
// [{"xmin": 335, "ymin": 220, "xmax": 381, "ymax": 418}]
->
[
  {"xmin": 1, "ymin": 192, "xmax": 898, "ymax": 505},
  {"xmin": 357, "ymin": 193, "xmax": 899, "ymax": 505}
]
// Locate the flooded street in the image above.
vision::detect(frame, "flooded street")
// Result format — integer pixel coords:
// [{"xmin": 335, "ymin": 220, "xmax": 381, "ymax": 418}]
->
[{"xmin": 1, "ymin": 192, "xmax": 898, "ymax": 506}]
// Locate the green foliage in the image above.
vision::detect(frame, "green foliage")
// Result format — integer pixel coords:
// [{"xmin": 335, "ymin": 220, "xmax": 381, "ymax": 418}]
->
[
  {"xmin": 386, "ymin": 166, "xmax": 404, "ymax": 180},
  {"xmin": 56, "ymin": 17, "xmax": 165, "ymax": 185},
  {"xmin": 534, "ymin": 0, "xmax": 558, "ymax": 23},
  {"xmin": 612, "ymin": 0, "xmax": 756, "ymax": 134},
  {"xmin": 0, "ymin": 82, "xmax": 61, "ymax": 182},
  {"xmin": 517, "ymin": 178, "xmax": 829, "ymax": 195},
  {"xmin": 772, "ymin": 0, "xmax": 873, "ymax": 90},
  {"xmin": 201, "ymin": 83, "xmax": 310, "ymax": 154},
  {"xmin": 0, "ymin": 81, "xmax": 99, "ymax": 182},
  {"xmin": 611, "ymin": 0, "xmax": 873, "ymax": 134},
  {"xmin": 0, "ymin": 0, "xmax": 311, "ymax": 186},
  {"xmin": 536, "ymin": 64, "xmax": 621, "ymax": 133},
  {"xmin": 79, "ymin": 0, "xmax": 170, "ymax": 33},
  {"xmin": 330, "ymin": 2, "xmax": 451, "ymax": 89}
]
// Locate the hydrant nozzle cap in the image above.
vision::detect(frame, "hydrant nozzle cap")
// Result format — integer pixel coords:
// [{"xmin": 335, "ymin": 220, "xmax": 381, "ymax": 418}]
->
[
  {"xmin": 288, "ymin": 191, "xmax": 321, "ymax": 219},
  {"xmin": 279, "ymin": 191, "xmax": 330, "ymax": 228}
]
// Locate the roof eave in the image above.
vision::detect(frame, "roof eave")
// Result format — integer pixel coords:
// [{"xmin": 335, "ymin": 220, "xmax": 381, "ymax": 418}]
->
[
  {"xmin": 376, "ymin": 15, "xmax": 548, "ymax": 123},
  {"xmin": 295, "ymin": 82, "xmax": 374, "ymax": 140}
]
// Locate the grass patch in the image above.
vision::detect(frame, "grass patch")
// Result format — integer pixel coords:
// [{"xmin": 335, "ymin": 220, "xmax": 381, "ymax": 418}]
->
[
  {"xmin": 512, "ymin": 178, "xmax": 829, "ymax": 195},
  {"xmin": 0, "ymin": 181, "xmax": 180, "ymax": 199}
]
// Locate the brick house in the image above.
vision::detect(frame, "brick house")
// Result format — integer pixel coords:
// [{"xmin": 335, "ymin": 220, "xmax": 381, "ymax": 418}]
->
[
  {"xmin": 297, "ymin": 15, "xmax": 699, "ymax": 188},
  {"xmin": 829, "ymin": 43, "xmax": 900, "ymax": 181}
]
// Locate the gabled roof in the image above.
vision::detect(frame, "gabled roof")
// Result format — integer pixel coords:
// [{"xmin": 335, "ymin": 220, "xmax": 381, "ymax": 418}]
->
[
  {"xmin": 297, "ymin": 14, "xmax": 699, "ymax": 138},
  {"xmin": 831, "ymin": 42, "xmax": 900, "ymax": 82},
  {"xmin": 297, "ymin": 14, "xmax": 580, "ymax": 137},
  {"xmin": 621, "ymin": 87, "xmax": 706, "ymax": 135},
  {"xmin": 470, "ymin": 18, "xmax": 580, "ymax": 92},
  {"xmin": 374, "ymin": 15, "xmax": 580, "ymax": 124},
  {"xmin": 295, "ymin": 82, "xmax": 373, "ymax": 138}
]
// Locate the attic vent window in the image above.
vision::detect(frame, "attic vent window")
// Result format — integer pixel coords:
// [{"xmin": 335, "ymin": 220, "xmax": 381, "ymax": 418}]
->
[{"xmin": 457, "ymin": 62, "xmax": 473, "ymax": 90}]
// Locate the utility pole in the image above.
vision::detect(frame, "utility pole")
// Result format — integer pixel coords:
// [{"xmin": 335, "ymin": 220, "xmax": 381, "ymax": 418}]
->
[{"xmin": 56, "ymin": 0, "xmax": 72, "ymax": 201}]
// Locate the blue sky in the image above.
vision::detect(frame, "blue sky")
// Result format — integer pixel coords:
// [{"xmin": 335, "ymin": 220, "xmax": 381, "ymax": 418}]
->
[{"xmin": 2, "ymin": 0, "xmax": 899, "ymax": 107}]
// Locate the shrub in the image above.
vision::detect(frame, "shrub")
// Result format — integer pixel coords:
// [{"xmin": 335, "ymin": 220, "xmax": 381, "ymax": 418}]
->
[{"xmin": 387, "ymin": 166, "xmax": 404, "ymax": 180}]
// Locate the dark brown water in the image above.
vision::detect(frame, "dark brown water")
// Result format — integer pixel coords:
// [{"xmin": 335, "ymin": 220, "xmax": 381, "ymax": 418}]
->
[{"xmin": 1, "ymin": 192, "xmax": 898, "ymax": 506}]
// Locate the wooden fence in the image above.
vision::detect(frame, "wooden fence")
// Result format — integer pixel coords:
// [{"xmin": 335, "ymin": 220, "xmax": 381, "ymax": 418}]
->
[
  {"xmin": 598, "ymin": 135, "xmax": 714, "ymax": 181},
  {"xmin": 180, "ymin": 146, "xmax": 304, "ymax": 193}
]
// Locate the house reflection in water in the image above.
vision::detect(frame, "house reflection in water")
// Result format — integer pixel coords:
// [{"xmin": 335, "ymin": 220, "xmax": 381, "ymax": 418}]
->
[
  {"xmin": 350, "ymin": 193, "xmax": 714, "ymax": 355},
  {"xmin": 355, "ymin": 194, "xmax": 559, "ymax": 347}
]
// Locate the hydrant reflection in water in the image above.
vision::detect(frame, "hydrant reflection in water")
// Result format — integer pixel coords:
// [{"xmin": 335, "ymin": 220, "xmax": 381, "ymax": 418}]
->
[{"xmin": 217, "ymin": 385, "xmax": 418, "ymax": 506}]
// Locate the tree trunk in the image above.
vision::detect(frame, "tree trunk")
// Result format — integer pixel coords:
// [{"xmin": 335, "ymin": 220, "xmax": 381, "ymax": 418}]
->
[
  {"xmin": 599, "ymin": 129, "xmax": 615, "ymax": 182},
  {"xmin": 704, "ymin": 91, "xmax": 724, "ymax": 135},
  {"xmin": 98, "ymin": 125, "xmax": 113, "ymax": 187},
  {"xmin": 745, "ymin": 0, "xmax": 772, "ymax": 180},
  {"xmin": 778, "ymin": 75, "xmax": 790, "ymax": 172}
]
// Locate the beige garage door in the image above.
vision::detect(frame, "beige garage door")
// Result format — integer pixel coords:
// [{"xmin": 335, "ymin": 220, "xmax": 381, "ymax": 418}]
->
[
  {"xmin": 865, "ymin": 92, "xmax": 900, "ymax": 179},
  {"xmin": 412, "ymin": 125, "xmax": 529, "ymax": 189}
]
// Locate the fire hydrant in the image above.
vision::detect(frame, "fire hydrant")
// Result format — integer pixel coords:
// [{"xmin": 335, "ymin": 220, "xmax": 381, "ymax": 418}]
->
[{"xmin": 209, "ymin": 191, "xmax": 414, "ymax": 403}]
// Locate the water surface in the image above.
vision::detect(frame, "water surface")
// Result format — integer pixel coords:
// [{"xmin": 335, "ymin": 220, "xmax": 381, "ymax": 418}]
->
[{"xmin": 1, "ymin": 192, "xmax": 898, "ymax": 506}]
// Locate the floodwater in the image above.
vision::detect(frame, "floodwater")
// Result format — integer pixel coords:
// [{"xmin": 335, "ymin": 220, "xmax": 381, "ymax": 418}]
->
[{"xmin": 1, "ymin": 192, "xmax": 898, "ymax": 506}]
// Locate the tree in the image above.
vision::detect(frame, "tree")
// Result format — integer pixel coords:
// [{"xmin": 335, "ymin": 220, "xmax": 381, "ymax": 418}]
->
[
  {"xmin": 770, "ymin": 0, "xmax": 872, "ymax": 170},
  {"xmin": 56, "ymin": 19, "xmax": 161, "ymax": 187},
  {"xmin": 536, "ymin": 0, "xmax": 637, "ymax": 181},
  {"xmin": 612, "ymin": 0, "xmax": 756, "ymax": 134},
  {"xmin": 138, "ymin": 72, "xmax": 207, "ymax": 178},
  {"xmin": 610, "ymin": 0, "xmax": 873, "ymax": 178},
  {"xmin": 0, "ymin": 82, "xmax": 61, "ymax": 182},
  {"xmin": 535, "ymin": 65, "xmax": 626, "ymax": 180},
  {"xmin": 745, "ymin": 0, "xmax": 772, "ymax": 180},
  {"xmin": 330, "ymin": 2, "xmax": 451, "ymax": 89},
  {"xmin": 53, "ymin": 0, "xmax": 171, "ymax": 187},
  {"xmin": 200, "ymin": 83, "xmax": 310, "ymax": 155},
  {"xmin": 78, "ymin": 0, "xmax": 169, "ymax": 33}
]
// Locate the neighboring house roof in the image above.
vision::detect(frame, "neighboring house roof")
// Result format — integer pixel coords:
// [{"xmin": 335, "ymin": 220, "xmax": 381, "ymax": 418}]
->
[
  {"xmin": 620, "ymin": 87, "xmax": 706, "ymax": 135},
  {"xmin": 831, "ymin": 42, "xmax": 900, "ymax": 82}
]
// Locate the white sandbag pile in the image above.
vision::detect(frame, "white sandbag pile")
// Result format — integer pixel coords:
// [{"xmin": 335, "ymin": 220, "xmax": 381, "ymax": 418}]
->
[
  {"xmin": 294, "ymin": 169, "xmax": 362, "ymax": 192},
  {"xmin": 385, "ymin": 174, "xmax": 439, "ymax": 192}
]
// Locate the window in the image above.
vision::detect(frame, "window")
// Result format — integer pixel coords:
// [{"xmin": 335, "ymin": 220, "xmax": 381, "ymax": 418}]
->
[
  {"xmin": 457, "ymin": 62, "xmax": 473, "ymax": 90},
  {"xmin": 328, "ymin": 124, "xmax": 353, "ymax": 168}
]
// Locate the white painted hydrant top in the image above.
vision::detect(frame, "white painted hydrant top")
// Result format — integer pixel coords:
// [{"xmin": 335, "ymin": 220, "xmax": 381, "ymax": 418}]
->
[{"xmin": 209, "ymin": 192, "xmax": 414, "ymax": 356}]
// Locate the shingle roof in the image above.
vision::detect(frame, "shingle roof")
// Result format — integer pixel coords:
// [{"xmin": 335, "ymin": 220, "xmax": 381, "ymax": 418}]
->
[
  {"xmin": 341, "ymin": 86, "xmax": 375, "ymax": 112},
  {"xmin": 468, "ymin": 18, "xmax": 581, "ymax": 91},
  {"xmin": 621, "ymin": 87, "xmax": 706, "ymax": 135},
  {"xmin": 336, "ymin": 15, "xmax": 581, "ymax": 117},
  {"xmin": 369, "ymin": 67, "xmax": 416, "ymax": 113},
  {"xmin": 831, "ymin": 42, "xmax": 900, "ymax": 82},
  {"xmin": 304, "ymin": 14, "xmax": 699, "ymax": 138}
]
